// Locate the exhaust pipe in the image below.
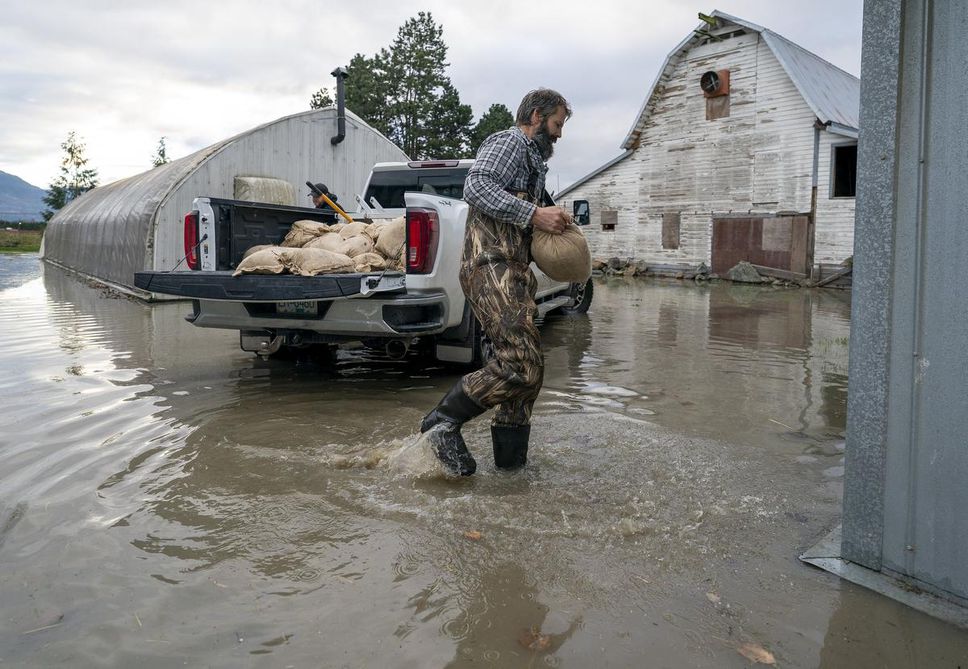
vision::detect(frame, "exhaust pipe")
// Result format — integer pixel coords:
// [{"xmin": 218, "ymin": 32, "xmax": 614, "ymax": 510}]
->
[
  {"xmin": 385, "ymin": 339, "xmax": 410, "ymax": 360},
  {"xmin": 331, "ymin": 66, "xmax": 348, "ymax": 145}
]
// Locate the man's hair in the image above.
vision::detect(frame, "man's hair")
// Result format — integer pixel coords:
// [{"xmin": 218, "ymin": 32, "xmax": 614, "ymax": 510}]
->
[{"xmin": 515, "ymin": 88, "xmax": 572, "ymax": 126}]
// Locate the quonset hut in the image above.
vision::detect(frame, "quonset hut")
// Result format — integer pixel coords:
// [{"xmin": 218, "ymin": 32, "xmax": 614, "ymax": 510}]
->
[{"xmin": 41, "ymin": 108, "xmax": 408, "ymax": 295}]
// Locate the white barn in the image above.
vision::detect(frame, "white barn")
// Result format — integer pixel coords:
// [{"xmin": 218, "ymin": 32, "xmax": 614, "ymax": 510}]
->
[
  {"xmin": 558, "ymin": 10, "xmax": 860, "ymax": 278},
  {"xmin": 42, "ymin": 108, "xmax": 408, "ymax": 294}
]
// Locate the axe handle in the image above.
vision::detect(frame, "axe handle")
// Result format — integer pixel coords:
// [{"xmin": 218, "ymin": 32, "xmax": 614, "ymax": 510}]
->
[{"xmin": 320, "ymin": 193, "xmax": 353, "ymax": 223}]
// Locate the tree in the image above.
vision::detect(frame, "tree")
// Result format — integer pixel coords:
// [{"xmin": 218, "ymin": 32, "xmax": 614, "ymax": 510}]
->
[
  {"xmin": 344, "ymin": 52, "xmax": 393, "ymax": 138},
  {"xmin": 468, "ymin": 103, "xmax": 514, "ymax": 154},
  {"xmin": 151, "ymin": 136, "xmax": 169, "ymax": 167},
  {"xmin": 43, "ymin": 131, "xmax": 99, "ymax": 221},
  {"xmin": 424, "ymin": 81, "xmax": 474, "ymax": 158},
  {"xmin": 316, "ymin": 13, "xmax": 475, "ymax": 160},
  {"xmin": 309, "ymin": 87, "xmax": 333, "ymax": 109}
]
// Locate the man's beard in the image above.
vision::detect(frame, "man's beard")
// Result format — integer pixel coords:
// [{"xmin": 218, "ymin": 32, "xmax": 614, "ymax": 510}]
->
[{"xmin": 533, "ymin": 119, "xmax": 555, "ymax": 160}]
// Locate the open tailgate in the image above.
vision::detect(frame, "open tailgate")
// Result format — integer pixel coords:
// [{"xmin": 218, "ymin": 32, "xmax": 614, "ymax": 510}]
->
[{"xmin": 134, "ymin": 270, "xmax": 406, "ymax": 301}]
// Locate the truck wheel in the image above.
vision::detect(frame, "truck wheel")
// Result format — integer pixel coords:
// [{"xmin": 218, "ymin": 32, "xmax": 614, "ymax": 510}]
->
[{"xmin": 560, "ymin": 278, "xmax": 593, "ymax": 315}]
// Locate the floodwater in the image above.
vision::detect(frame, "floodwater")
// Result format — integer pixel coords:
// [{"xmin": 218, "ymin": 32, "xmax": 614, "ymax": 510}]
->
[{"xmin": 0, "ymin": 254, "xmax": 966, "ymax": 668}]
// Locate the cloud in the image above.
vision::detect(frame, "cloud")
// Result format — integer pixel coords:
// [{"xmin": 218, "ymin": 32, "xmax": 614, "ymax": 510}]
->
[{"xmin": 0, "ymin": 0, "xmax": 862, "ymax": 191}]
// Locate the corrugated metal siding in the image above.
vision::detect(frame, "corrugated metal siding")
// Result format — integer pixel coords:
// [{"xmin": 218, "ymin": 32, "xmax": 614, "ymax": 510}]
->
[
  {"xmin": 847, "ymin": 0, "xmax": 968, "ymax": 607},
  {"xmin": 42, "ymin": 109, "xmax": 408, "ymax": 291}
]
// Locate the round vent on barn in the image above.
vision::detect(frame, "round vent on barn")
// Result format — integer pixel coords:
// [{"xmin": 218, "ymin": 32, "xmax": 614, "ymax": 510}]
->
[{"xmin": 700, "ymin": 69, "xmax": 730, "ymax": 98}]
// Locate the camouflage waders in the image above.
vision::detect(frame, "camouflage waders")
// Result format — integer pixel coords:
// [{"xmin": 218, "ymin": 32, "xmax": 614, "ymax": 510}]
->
[
  {"xmin": 420, "ymin": 190, "xmax": 543, "ymax": 475},
  {"xmin": 458, "ymin": 203, "xmax": 543, "ymax": 427}
]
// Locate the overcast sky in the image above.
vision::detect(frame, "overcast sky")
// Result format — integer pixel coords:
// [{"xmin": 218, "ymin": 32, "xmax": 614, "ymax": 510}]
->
[{"xmin": 1, "ymin": 0, "xmax": 862, "ymax": 196}]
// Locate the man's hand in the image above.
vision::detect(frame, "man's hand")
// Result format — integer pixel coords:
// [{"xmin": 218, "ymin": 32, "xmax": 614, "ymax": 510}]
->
[{"xmin": 531, "ymin": 206, "xmax": 570, "ymax": 235}]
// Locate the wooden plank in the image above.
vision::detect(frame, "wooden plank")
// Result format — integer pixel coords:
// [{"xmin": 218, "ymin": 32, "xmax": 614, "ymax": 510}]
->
[
  {"xmin": 815, "ymin": 266, "xmax": 852, "ymax": 287},
  {"xmin": 750, "ymin": 264, "xmax": 807, "ymax": 280}
]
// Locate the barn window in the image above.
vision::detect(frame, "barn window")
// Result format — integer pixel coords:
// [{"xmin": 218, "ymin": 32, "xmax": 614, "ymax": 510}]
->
[
  {"xmin": 831, "ymin": 143, "xmax": 857, "ymax": 198},
  {"xmin": 662, "ymin": 212, "xmax": 681, "ymax": 249},
  {"xmin": 601, "ymin": 210, "xmax": 617, "ymax": 231}
]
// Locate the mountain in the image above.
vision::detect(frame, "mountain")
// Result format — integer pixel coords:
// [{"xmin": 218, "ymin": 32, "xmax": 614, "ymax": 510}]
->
[{"xmin": 0, "ymin": 171, "xmax": 47, "ymax": 222}]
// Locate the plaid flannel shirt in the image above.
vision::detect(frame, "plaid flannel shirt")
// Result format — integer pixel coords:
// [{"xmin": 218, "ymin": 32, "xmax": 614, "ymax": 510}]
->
[{"xmin": 463, "ymin": 127, "xmax": 547, "ymax": 229}]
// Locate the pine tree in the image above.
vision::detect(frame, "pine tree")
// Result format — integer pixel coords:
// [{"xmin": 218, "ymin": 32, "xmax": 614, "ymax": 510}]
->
[
  {"xmin": 43, "ymin": 131, "xmax": 99, "ymax": 221},
  {"xmin": 469, "ymin": 103, "xmax": 515, "ymax": 154},
  {"xmin": 151, "ymin": 136, "xmax": 169, "ymax": 167},
  {"xmin": 309, "ymin": 87, "xmax": 333, "ymax": 109},
  {"xmin": 320, "ymin": 13, "xmax": 474, "ymax": 159},
  {"xmin": 344, "ymin": 52, "xmax": 393, "ymax": 138},
  {"xmin": 424, "ymin": 82, "xmax": 474, "ymax": 158}
]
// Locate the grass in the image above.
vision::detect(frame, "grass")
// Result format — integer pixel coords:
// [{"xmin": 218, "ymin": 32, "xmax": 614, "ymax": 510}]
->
[{"xmin": 0, "ymin": 229, "xmax": 44, "ymax": 253}]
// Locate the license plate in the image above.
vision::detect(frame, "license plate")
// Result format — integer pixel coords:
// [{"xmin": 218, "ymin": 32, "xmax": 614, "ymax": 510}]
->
[{"xmin": 276, "ymin": 300, "xmax": 318, "ymax": 316}]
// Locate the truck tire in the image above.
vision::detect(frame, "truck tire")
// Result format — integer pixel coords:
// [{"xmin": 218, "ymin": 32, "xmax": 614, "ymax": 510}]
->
[{"xmin": 559, "ymin": 278, "xmax": 593, "ymax": 315}]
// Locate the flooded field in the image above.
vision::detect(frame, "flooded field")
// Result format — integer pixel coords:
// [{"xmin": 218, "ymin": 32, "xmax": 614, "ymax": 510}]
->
[{"xmin": 1, "ymin": 255, "xmax": 966, "ymax": 667}]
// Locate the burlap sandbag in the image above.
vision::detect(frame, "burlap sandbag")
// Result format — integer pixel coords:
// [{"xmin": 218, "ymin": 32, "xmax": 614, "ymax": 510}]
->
[
  {"xmin": 339, "ymin": 221, "xmax": 369, "ymax": 239},
  {"xmin": 304, "ymin": 233, "xmax": 346, "ymax": 253},
  {"xmin": 531, "ymin": 223, "xmax": 592, "ymax": 283},
  {"xmin": 281, "ymin": 227, "xmax": 317, "ymax": 248},
  {"xmin": 296, "ymin": 219, "xmax": 334, "ymax": 235},
  {"xmin": 242, "ymin": 244, "xmax": 273, "ymax": 260},
  {"xmin": 337, "ymin": 236, "xmax": 375, "ymax": 259},
  {"xmin": 354, "ymin": 252, "xmax": 388, "ymax": 272},
  {"xmin": 286, "ymin": 247, "xmax": 355, "ymax": 276},
  {"xmin": 376, "ymin": 216, "xmax": 406, "ymax": 259},
  {"xmin": 363, "ymin": 221, "xmax": 385, "ymax": 243},
  {"xmin": 233, "ymin": 247, "xmax": 290, "ymax": 276}
]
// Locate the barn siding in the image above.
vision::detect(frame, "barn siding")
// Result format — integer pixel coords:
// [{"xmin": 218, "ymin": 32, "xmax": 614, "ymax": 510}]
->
[{"xmin": 560, "ymin": 29, "xmax": 856, "ymax": 273}]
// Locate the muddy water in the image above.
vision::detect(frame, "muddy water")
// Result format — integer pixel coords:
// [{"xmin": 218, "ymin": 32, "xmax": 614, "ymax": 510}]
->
[{"xmin": 0, "ymin": 258, "xmax": 965, "ymax": 668}]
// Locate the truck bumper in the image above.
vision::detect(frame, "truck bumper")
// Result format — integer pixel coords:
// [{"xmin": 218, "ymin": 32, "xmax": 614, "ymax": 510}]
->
[{"xmin": 188, "ymin": 291, "xmax": 449, "ymax": 338}]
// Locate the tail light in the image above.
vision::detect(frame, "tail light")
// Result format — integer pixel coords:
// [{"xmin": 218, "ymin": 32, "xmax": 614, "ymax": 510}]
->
[
  {"xmin": 184, "ymin": 211, "xmax": 199, "ymax": 270},
  {"xmin": 406, "ymin": 207, "xmax": 439, "ymax": 274}
]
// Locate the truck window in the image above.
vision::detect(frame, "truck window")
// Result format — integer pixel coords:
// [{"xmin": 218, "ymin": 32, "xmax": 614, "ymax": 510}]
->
[{"xmin": 364, "ymin": 168, "xmax": 470, "ymax": 208}]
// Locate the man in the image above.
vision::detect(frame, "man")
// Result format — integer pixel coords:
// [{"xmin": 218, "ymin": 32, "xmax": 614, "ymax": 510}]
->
[
  {"xmin": 420, "ymin": 88, "xmax": 572, "ymax": 476},
  {"xmin": 307, "ymin": 182, "xmax": 339, "ymax": 222}
]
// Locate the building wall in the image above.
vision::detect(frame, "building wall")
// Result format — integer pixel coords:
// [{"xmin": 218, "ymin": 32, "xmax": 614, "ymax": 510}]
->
[
  {"xmin": 560, "ymin": 32, "xmax": 856, "ymax": 270},
  {"xmin": 814, "ymin": 131, "xmax": 859, "ymax": 264},
  {"xmin": 152, "ymin": 110, "xmax": 408, "ymax": 273}
]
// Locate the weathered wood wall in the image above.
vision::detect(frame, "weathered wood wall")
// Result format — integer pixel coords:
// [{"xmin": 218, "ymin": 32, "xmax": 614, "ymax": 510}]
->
[{"xmin": 559, "ymin": 30, "xmax": 856, "ymax": 271}]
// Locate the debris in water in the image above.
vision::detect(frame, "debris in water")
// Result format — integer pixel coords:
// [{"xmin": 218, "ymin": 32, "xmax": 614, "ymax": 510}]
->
[
  {"xmin": 737, "ymin": 642, "xmax": 776, "ymax": 664},
  {"xmin": 463, "ymin": 530, "xmax": 482, "ymax": 541},
  {"xmin": 518, "ymin": 626, "xmax": 551, "ymax": 651},
  {"xmin": 705, "ymin": 592, "xmax": 721, "ymax": 604}
]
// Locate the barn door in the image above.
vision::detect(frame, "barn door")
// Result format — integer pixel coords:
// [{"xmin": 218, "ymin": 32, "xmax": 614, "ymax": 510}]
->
[{"xmin": 711, "ymin": 215, "xmax": 810, "ymax": 275}]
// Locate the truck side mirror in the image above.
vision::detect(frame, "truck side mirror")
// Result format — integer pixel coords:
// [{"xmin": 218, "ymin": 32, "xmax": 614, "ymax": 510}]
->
[{"xmin": 573, "ymin": 200, "xmax": 591, "ymax": 226}]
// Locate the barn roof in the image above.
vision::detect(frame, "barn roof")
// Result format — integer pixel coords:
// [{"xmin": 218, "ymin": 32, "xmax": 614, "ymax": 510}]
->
[{"xmin": 621, "ymin": 9, "xmax": 860, "ymax": 150}]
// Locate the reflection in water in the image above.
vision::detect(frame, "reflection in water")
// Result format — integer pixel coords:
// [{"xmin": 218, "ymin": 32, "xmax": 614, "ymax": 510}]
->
[{"xmin": 2, "ymin": 267, "xmax": 966, "ymax": 667}]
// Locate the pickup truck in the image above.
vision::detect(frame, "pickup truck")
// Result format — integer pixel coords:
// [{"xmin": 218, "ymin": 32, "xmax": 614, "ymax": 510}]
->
[{"xmin": 134, "ymin": 160, "xmax": 593, "ymax": 365}]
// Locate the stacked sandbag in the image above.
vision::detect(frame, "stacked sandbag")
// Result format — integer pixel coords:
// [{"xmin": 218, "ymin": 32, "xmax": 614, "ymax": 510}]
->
[
  {"xmin": 233, "ymin": 247, "xmax": 290, "ymax": 276},
  {"xmin": 287, "ymin": 248, "xmax": 355, "ymax": 276},
  {"xmin": 235, "ymin": 215, "xmax": 408, "ymax": 277},
  {"xmin": 531, "ymin": 223, "xmax": 592, "ymax": 283},
  {"xmin": 281, "ymin": 219, "xmax": 332, "ymax": 247}
]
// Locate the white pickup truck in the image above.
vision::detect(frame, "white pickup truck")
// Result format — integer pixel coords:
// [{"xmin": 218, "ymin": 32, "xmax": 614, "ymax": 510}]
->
[{"xmin": 134, "ymin": 160, "xmax": 593, "ymax": 364}]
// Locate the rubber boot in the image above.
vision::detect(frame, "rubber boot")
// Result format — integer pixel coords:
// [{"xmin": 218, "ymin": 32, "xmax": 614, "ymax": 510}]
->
[
  {"xmin": 420, "ymin": 382, "xmax": 486, "ymax": 476},
  {"xmin": 491, "ymin": 424, "xmax": 531, "ymax": 470}
]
